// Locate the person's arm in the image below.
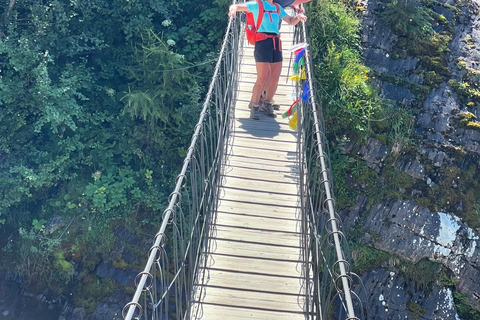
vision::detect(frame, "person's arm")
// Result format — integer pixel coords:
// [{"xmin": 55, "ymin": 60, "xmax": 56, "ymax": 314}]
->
[
  {"xmin": 291, "ymin": 0, "xmax": 311, "ymax": 13},
  {"xmin": 283, "ymin": 13, "xmax": 307, "ymax": 25},
  {"xmin": 229, "ymin": 4, "xmax": 248, "ymax": 17},
  {"xmin": 292, "ymin": 0, "xmax": 311, "ymax": 6}
]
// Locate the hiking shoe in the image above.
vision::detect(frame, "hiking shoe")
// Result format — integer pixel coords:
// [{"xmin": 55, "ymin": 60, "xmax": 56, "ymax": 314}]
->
[
  {"xmin": 249, "ymin": 101, "xmax": 260, "ymax": 120},
  {"xmin": 260, "ymin": 95, "xmax": 280, "ymax": 110},
  {"xmin": 260, "ymin": 100, "xmax": 276, "ymax": 118}
]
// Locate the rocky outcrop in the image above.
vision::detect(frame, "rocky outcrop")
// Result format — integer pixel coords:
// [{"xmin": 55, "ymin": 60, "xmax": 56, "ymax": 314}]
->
[
  {"xmin": 345, "ymin": 0, "xmax": 480, "ymax": 318},
  {"xmin": 0, "ymin": 272, "xmax": 63, "ymax": 320},
  {"xmin": 357, "ymin": 268, "xmax": 459, "ymax": 320},
  {"xmin": 364, "ymin": 200, "xmax": 479, "ymax": 306}
]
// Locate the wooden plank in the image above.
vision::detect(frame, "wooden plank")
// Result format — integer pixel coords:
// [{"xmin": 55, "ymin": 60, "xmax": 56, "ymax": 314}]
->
[
  {"xmin": 219, "ymin": 188, "xmax": 299, "ymax": 208},
  {"xmin": 230, "ymin": 125, "xmax": 297, "ymax": 140},
  {"xmin": 216, "ymin": 199, "xmax": 301, "ymax": 220},
  {"xmin": 234, "ymin": 97, "xmax": 297, "ymax": 113},
  {"xmin": 211, "ymin": 225, "xmax": 302, "ymax": 248},
  {"xmin": 231, "ymin": 128, "xmax": 298, "ymax": 142},
  {"xmin": 233, "ymin": 118, "xmax": 296, "ymax": 134},
  {"xmin": 234, "ymin": 99, "xmax": 298, "ymax": 114},
  {"xmin": 214, "ymin": 211, "xmax": 301, "ymax": 234},
  {"xmin": 232, "ymin": 135, "xmax": 297, "ymax": 152},
  {"xmin": 235, "ymin": 90, "xmax": 298, "ymax": 101},
  {"xmin": 221, "ymin": 176, "xmax": 298, "ymax": 195},
  {"xmin": 206, "ymin": 239, "xmax": 303, "ymax": 261},
  {"xmin": 222, "ymin": 166, "xmax": 299, "ymax": 184},
  {"xmin": 240, "ymin": 72, "xmax": 297, "ymax": 84},
  {"xmin": 222, "ymin": 156, "xmax": 298, "ymax": 173},
  {"xmin": 202, "ymin": 253, "xmax": 304, "ymax": 277},
  {"xmin": 238, "ymin": 78, "xmax": 296, "ymax": 90},
  {"xmin": 224, "ymin": 155, "xmax": 299, "ymax": 173},
  {"xmin": 190, "ymin": 23, "xmax": 308, "ymax": 320},
  {"xmin": 229, "ymin": 144, "xmax": 299, "ymax": 163},
  {"xmin": 195, "ymin": 268, "xmax": 305, "ymax": 294},
  {"xmin": 193, "ymin": 286, "xmax": 305, "ymax": 312},
  {"xmin": 190, "ymin": 304, "xmax": 306, "ymax": 320}
]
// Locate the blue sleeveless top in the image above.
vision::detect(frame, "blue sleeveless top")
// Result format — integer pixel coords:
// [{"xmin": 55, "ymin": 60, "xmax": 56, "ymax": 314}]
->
[{"xmin": 246, "ymin": 1, "xmax": 288, "ymax": 34}]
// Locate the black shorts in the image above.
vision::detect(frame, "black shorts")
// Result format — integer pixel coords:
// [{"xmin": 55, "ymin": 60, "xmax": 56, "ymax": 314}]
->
[{"xmin": 254, "ymin": 35, "xmax": 283, "ymax": 63}]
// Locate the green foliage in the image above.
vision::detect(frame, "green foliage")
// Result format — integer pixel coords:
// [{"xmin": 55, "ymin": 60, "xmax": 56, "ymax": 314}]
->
[
  {"xmin": 399, "ymin": 258, "xmax": 441, "ymax": 293},
  {"xmin": 454, "ymin": 111, "xmax": 480, "ymax": 132},
  {"xmin": 351, "ymin": 243, "xmax": 390, "ymax": 273},
  {"xmin": 380, "ymin": 0, "xmax": 434, "ymax": 39},
  {"xmin": 415, "ymin": 163, "xmax": 480, "ymax": 231},
  {"xmin": 389, "ymin": 107, "xmax": 415, "ymax": 154},
  {"xmin": 54, "ymin": 251, "xmax": 75, "ymax": 276},
  {"xmin": 83, "ymin": 168, "xmax": 136, "ymax": 214},
  {"xmin": 73, "ymin": 275, "xmax": 119, "ymax": 314},
  {"xmin": 32, "ymin": 219, "xmax": 47, "ymax": 232},
  {"xmin": 0, "ymin": 0, "xmax": 226, "ymax": 301},
  {"xmin": 449, "ymin": 79, "xmax": 480, "ymax": 107},
  {"xmin": 307, "ymin": 0, "xmax": 384, "ymax": 140},
  {"xmin": 14, "ymin": 227, "xmax": 72, "ymax": 295},
  {"xmin": 378, "ymin": 0, "xmax": 452, "ymax": 83},
  {"xmin": 122, "ymin": 30, "xmax": 200, "ymax": 124},
  {"xmin": 330, "ymin": 137, "xmax": 357, "ymax": 209},
  {"xmin": 407, "ymin": 300, "xmax": 427, "ymax": 319},
  {"xmin": 464, "ymin": 187, "xmax": 480, "ymax": 231},
  {"xmin": 122, "ymin": 29, "xmax": 202, "ymax": 160},
  {"xmin": 456, "ymin": 59, "xmax": 468, "ymax": 70},
  {"xmin": 454, "ymin": 292, "xmax": 480, "ymax": 320},
  {"xmin": 165, "ymin": 0, "xmax": 230, "ymax": 62},
  {"xmin": 439, "ymin": 271, "xmax": 456, "ymax": 287}
]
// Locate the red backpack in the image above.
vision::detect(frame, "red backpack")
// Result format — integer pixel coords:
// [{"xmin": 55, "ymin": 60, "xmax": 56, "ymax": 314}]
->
[{"xmin": 245, "ymin": 0, "xmax": 281, "ymax": 45}]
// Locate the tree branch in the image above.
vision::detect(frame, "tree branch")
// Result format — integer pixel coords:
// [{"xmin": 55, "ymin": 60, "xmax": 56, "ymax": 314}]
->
[
  {"xmin": 5, "ymin": 0, "xmax": 17, "ymax": 19},
  {"xmin": 1, "ymin": 0, "xmax": 16, "ymax": 35}
]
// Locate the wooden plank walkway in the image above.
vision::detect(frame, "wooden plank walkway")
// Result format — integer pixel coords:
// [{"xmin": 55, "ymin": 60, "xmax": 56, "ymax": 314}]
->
[{"xmin": 190, "ymin": 19, "xmax": 308, "ymax": 320}]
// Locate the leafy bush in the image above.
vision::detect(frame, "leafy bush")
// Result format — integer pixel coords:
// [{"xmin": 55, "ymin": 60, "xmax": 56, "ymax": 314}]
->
[
  {"xmin": 0, "ymin": 0, "xmax": 227, "ymax": 300},
  {"xmin": 351, "ymin": 243, "xmax": 390, "ymax": 273},
  {"xmin": 308, "ymin": 0, "xmax": 386, "ymax": 145}
]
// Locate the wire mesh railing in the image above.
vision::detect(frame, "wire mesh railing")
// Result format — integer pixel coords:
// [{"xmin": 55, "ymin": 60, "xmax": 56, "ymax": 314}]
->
[
  {"xmin": 121, "ymin": 15, "xmax": 241, "ymax": 320},
  {"xmin": 294, "ymin": 11, "xmax": 364, "ymax": 320}
]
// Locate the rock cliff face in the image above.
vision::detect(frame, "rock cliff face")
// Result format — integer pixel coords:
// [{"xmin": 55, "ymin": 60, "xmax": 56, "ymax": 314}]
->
[{"xmin": 345, "ymin": 0, "xmax": 480, "ymax": 318}]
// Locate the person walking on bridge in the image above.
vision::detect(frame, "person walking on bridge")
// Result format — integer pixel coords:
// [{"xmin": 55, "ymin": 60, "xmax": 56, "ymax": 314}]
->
[
  {"xmin": 260, "ymin": 0, "xmax": 311, "ymax": 111},
  {"xmin": 229, "ymin": 0, "xmax": 307, "ymax": 120}
]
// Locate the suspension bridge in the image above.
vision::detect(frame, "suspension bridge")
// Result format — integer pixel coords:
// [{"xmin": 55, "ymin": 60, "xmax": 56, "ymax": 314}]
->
[{"xmin": 123, "ymin": 6, "xmax": 364, "ymax": 320}]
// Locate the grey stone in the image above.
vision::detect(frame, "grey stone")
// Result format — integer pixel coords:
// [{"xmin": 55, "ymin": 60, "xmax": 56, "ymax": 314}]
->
[
  {"xmin": 356, "ymin": 199, "xmax": 480, "ymax": 310},
  {"xmin": 395, "ymin": 159, "xmax": 425, "ymax": 180},
  {"xmin": 359, "ymin": 137, "xmax": 388, "ymax": 172}
]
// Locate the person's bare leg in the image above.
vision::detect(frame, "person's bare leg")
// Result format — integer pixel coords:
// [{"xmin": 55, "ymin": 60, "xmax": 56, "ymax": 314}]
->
[
  {"xmin": 252, "ymin": 62, "xmax": 270, "ymax": 103},
  {"xmin": 249, "ymin": 62, "xmax": 270, "ymax": 119},
  {"xmin": 264, "ymin": 61, "xmax": 282, "ymax": 102},
  {"xmin": 256, "ymin": 62, "xmax": 278, "ymax": 117}
]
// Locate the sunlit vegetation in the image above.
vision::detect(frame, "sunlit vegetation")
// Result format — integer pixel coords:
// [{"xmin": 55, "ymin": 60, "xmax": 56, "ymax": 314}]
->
[
  {"xmin": 306, "ymin": 0, "xmax": 479, "ymax": 315},
  {"xmin": 0, "ymin": 0, "xmax": 229, "ymax": 308}
]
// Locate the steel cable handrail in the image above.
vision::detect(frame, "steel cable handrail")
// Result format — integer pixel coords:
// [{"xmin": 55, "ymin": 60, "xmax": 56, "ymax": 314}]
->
[
  {"xmin": 122, "ymin": 14, "xmax": 241, "ymax": 320},
  {"xmin": 295, "ymin": 11, "xmax": 362, "ymax": 320}
]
